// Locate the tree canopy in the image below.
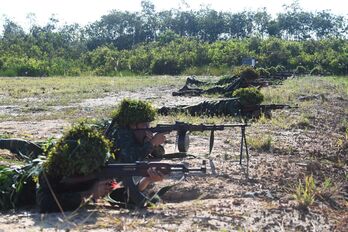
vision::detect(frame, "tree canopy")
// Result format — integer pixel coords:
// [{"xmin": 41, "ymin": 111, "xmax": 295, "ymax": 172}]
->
[{"xmin": 0, "ymin": 0, "xmax": 347, "ymax": 76}]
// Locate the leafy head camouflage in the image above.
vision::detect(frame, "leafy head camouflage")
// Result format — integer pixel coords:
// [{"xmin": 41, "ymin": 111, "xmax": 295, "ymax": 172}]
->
[
  {"xmin": 44, "ymin": 122, "xmax": 112, "ymax": 177},
  {"xmin": 232, "ymin": 87, "xmax": 264, "ymax": 106},
  {"xmin": 112, "ymin": 99, "xmax": 156, "ymax": 127},
  {"xmin": 234, "ymin": 66, "xmax": 259, "ymax": 81}
]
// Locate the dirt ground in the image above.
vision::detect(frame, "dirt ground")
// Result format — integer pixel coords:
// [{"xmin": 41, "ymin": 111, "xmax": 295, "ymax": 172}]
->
[{"xmin": 0, "ymin": 81, "xmax": 347, "ymax": 231}]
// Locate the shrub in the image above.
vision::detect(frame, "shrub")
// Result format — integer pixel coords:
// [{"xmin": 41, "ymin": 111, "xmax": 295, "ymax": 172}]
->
[
  {"xmin": 44, "ymin": 122, "xmax": 112, "ymax": 177},
  {"xmin": 0, "ymin": 69, "xmax": 17, "ymax": 77},
  {"xmin": 232, "ymin": 87, "xmax": 264, "ymax": 105},
  {"xmin": 16, "ymin": 58, "xmax": 48, "ymax": 77},
  {"xmin": 151, "ymin": 57, "xmax": 181, "ymax": 75}
]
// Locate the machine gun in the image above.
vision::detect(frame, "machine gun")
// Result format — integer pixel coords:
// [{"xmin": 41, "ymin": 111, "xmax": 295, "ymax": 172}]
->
[
  {"xmin": 133, "ymin": 121, "xmax": 249, "ymax": 157},
  {"xmin": 61, "ymin": 160, "xmax": 207, "ymax": 207},
  {"xmin": 104, "ymin": 120, "xmax": 249, "ymax": 173}
]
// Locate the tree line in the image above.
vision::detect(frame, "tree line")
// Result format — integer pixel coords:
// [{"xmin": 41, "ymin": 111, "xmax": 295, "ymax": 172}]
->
[{"xmin": 0, "ymin": 0, "xmax": 347, "ymax": 76}]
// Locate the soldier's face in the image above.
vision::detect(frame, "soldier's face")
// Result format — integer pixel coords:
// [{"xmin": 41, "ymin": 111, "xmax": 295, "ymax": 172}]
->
[{"xmin": 133, "ymin": 122, "xmax": 152, "ymax": 144}]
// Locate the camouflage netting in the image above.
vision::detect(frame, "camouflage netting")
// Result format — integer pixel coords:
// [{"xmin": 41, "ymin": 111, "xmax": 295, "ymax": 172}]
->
[
  {"xmin": 232, "ymin": 87, "xmax": 264, "ymax": 106},
  {"xmin": 44, "ymin": 122, "xmax": 112, "ymax": 178},
  {"xmin": 111, "ymin": 98, "xmax": 156, "ymax": 127}
]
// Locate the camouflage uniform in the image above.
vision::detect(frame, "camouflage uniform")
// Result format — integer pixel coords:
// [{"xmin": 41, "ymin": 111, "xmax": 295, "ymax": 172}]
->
[
  {"xmin": 108, "ymin": 127, "xmax": 156, "ymax": 163},
  {"xmin": 158, "ymin": 98, "xmax": 242, "ymax": 117},
  {"xmin": 36, "ymin": 174, "xmax": 95, "ymax": 213}
]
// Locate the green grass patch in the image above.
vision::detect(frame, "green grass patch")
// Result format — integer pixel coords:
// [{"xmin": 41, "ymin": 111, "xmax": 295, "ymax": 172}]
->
[
  {"xmin": 261, "ymin": 76, "xmax": 348, "ymax": 104},
  {"xmin": 0, "ymin": 76, "xmax": 185, "ymax": 106},
  {"xmin": 248, "ymin": 134, "xmax": 273, "ymax": 152},
  {"xmin": 294, "ymin": 175, "xmax": 316, "ymax": 209}
]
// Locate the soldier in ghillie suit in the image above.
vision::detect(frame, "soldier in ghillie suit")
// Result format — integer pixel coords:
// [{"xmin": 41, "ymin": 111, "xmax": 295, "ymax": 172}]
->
[
  {"xmin": 36, "ymin": 121, "xmax": 165, "ymax": 213},
  {"xmin": 162, "ymin": 87, "xmax": 296, "ymax": 119},
  {"xmin": 36, "ymin": 122, "xmax": 116, "ymax": 213},
  {"xmin": 160, "ymin": 87, "xmax": 264, "ymax": 117},
  {"xmin": 104, "ymin": 99, "xmax": 167, "ymax": 204},
  {"xmin": 158, "ymin": 98, "xmax": 243, "ymax": 117},
  {"xmin": 172, "ymin": 67, "xmax": 267, "ymax": 97},
  {"xmin": 105, "ymin": 98, "xmax": 167, "ymax": 162}
]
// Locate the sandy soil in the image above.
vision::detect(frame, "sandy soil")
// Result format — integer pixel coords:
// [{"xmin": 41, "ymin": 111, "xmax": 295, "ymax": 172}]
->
[{"xmin": 0, "ymin": 83, "xmax": 347, "ymax": 231}]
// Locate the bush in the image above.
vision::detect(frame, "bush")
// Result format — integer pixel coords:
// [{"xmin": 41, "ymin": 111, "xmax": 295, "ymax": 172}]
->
[
  {"xmin": 232, "ymin": 87, "xmax": 264, "ymax": 105},
  {"xmin": 151, "ymin": 57, "xmax": 181, "ymax": 75},
  {"xmin": 44, "ymin": 122, "xmax": 112, "ymax": 177},
  {"xmin": 0, "ymin": 69, "xmax": 17, "ymax": 77},
  {"xmin": 16, "ymin": 58, "xmax": 48, "ymax": 77}
]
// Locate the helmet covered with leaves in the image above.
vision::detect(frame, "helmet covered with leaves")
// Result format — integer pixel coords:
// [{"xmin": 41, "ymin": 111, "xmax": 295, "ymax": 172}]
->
[
  {"xmin": 111, "ymin": 99, "xmax": 156, "ymax": 127},
  {"xmin": 232, "ymin": 87, "xmax": 264, "ymax": 106},
  {"xmin": 44, "ymin": 122, "xmax": 112, "ymax": 178},
  {"xmin": 234, "ymin": 66, "xmax": 259, "ymax": 82}
]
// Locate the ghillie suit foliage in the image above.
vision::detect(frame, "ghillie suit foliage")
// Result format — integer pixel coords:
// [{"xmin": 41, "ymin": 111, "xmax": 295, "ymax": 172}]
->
[
  {"xmin": 234, "ymin": 66, "xmax": 260, "ymax": 82},
  {"xmin": 44, "ymin": 122, "xmax": 112, "ymax": 178},
  {"xmin": 111, "ymin": 99, "xmax": 156, "ymax": 128},
  {"xmin": 232, "ymin": 87, "xmax": 264, "ymax": 106},
  {"xmin": 0, "ymin": 157, "xmax": 45, "ymax": 210}
]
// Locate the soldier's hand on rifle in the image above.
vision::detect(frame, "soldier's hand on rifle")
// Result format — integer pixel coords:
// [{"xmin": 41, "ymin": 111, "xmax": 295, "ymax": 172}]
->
[
  {"xmin": 138, "ymin": 167, "xmax": 165, "ymax": 191},
  {"xmin": 149, "ymin": 133, "xmax": 166, "ymax": 146},
  {"xmin": 147, "ymin": 167, "xmax": 164, "ymax": 182}
]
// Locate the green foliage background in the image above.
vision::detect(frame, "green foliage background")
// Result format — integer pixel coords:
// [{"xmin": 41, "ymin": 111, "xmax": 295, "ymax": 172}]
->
[{"xmin": 0, "ymin": 1, "xmax": 347, "ymax": 76}]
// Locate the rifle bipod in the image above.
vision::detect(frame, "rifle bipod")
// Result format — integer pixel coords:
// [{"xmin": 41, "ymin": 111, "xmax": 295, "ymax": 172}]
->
[{"xmin": 238, "ymin": 124, "xmax": 250, "ymax": 179}]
